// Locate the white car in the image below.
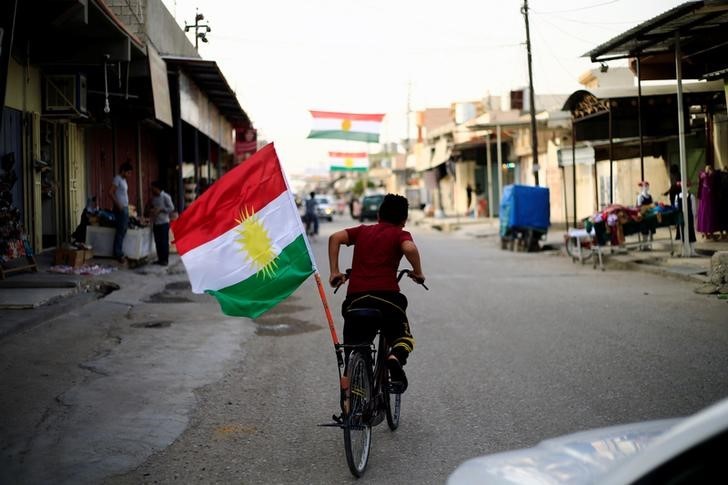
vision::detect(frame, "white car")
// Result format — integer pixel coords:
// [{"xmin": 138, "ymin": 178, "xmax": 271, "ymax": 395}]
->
[
  {"xmin": 315, "ymin": 195, "xmax": 335, "ymax": 222},
  {"xmin": 448, "ymin": 397, "xmax": 728, "ymax": 484}
]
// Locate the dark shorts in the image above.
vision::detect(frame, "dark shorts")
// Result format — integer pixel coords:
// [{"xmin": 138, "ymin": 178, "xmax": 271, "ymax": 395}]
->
[{"xmin": 342, "ymin": 291, "xmax": 414, "ymax": 364}]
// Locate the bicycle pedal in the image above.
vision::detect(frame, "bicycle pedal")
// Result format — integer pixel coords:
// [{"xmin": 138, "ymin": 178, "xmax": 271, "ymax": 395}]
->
[{"xmin": 318, "ymin": 421, "xmax": 345, "ymax": 428}]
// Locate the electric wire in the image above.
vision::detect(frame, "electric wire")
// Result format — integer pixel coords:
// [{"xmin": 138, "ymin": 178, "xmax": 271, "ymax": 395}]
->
[{"xmin": 532, "ymin": 0, "xmax": 621, "ymax": 15}]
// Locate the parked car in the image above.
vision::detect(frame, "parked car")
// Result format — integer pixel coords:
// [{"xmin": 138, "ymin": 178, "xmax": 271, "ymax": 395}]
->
[
  {"xmin": 315, "ymin": 195, "xmax": 335, "ymax": 222},
  {"xmin": 359, "ymin": 194, "xmax": 385, "ymax": 222},
  {"xmin": 447, "ymin": 397, "xmax": 728, "ymax": 485}
]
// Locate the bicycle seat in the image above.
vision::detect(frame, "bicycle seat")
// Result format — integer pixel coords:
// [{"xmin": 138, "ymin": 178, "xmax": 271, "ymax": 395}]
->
[{"xmin": 345, "ymin": 308, "xmax": 382, "ymax": 322}]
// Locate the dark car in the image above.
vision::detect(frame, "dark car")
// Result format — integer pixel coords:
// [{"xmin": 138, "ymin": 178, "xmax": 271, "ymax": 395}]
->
[{"xmin": 359, "ymin": 194, "xmax": 385, "ymax": 222}]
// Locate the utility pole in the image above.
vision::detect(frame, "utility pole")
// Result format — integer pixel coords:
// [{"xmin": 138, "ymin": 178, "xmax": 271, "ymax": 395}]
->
[
  {"xmin": 184, "ymin": 9, "xmax": 211, "ymax": 49},
  {"xmin": 521, "ymin": 0, "xmax": 539, "ymax": 186}
]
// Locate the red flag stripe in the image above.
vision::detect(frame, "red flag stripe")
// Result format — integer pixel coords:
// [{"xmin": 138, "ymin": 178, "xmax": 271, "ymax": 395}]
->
[
  {"xmin": 310, "ymin": 111, "xmax": 385, "ymax": 122},
  {"xmin": 171, "ymin": 143, "xmax": 287, "ymax": 256},
  {"xmin": 328, "ymin": 152, "xmax": 368, "ymax": 158}
]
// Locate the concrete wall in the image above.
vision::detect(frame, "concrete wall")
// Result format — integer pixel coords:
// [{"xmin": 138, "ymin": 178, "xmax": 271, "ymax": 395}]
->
[
  {"xmin": 595, "ymin": 156, "xmax": 670, "ymax": 209},
  {"xmin": 144, "ymin": 0, "xmax": 199, "ymax": 57},
  {"xmin": 106, "ymin": 0, "xmax": 199, "ymax": 57},
  {"xmin": 453, "ymin": 161, "xmax": 476, "ymax": 214},
  {"xmin": 105, "ymin": 0, "xmax": 145, "ymax": 38}
]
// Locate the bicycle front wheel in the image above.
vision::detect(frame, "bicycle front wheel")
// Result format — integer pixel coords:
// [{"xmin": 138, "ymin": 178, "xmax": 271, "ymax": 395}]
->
[{"xmin": 343, "ymin": 351, "xmax": 372, "ymax": 477}]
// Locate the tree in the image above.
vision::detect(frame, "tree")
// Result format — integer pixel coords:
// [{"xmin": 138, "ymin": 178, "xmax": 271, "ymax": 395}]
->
[{"xmin": 352, "ymin": 179, "xmax": 375, "ymax": 197}]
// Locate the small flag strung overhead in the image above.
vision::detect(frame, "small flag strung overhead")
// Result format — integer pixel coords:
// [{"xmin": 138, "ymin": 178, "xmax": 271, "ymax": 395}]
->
[
  {"xmin": 329, "ymin": 151, "xmax": 368, "ymax": 172},
  {"xmin": 308, "ymin": 110, "xmax": 384, "ymax": 143}
]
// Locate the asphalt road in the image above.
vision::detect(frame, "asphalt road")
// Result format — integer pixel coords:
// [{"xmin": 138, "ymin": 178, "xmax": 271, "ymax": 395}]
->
[
  {"xmin": 2, "ymin": 217, "xmax": 726, "ymax": 484},
  {"xmin": 106, "ymin": 217, "xmax": 728, "ymax": 484}
]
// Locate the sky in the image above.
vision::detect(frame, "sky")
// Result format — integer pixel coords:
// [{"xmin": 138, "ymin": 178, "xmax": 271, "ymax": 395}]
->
[{"xmin": 161, "ymin": 0, "xmax": 685, "ymax": 174}]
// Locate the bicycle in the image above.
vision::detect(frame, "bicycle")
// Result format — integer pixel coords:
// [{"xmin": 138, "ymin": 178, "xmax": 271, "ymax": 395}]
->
[{"xmin": 320, "ymin": 269, "xmax": 427, "ymax": 477}]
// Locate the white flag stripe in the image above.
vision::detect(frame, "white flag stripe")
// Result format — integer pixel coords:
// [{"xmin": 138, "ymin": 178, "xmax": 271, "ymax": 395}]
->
[
  {"xmin": 329, "ymin": 155, "xmax": 368, "ymax": 169},
  {"xmin": 311, "ymin": 118, "xmax": 382, "ymax": 133},
  {"xmin": 181, "ymin": 191, "xmax": 302, "ymax": 293}
]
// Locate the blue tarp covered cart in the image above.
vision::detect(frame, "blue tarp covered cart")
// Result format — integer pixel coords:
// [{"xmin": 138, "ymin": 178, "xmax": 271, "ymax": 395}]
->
[{"xmin": 499, "ymin": 185, "xmax": 550, "ymax": 251}]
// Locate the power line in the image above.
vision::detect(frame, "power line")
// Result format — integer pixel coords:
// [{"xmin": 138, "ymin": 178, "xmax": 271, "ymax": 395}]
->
[
  {"xmin": 536, "ymin": 15, "xmax": 600, "ymax": 45},
  {"xmin": 535, "ymin": 12, "xmax": 643, "ymax": 27},
  {"xmin": 531, "ymin": 20, "xmax": 577, "ymax": 84},
  {"xmin": 532, "ymin": 0, "xmax": 620, "ymax": 14}
]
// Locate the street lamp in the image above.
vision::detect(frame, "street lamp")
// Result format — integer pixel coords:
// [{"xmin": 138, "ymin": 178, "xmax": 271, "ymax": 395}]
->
[{"xmin": 184, "ymin": 10, "xmax": 212, "ymax": 49}]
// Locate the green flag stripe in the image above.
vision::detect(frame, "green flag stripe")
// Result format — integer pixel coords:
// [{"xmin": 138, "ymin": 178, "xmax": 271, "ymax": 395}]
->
[
  {"xmin": 207, "ymin": 235, "xmax": 314, "ymax": 318},
  {"xmin": 330, "ymin": 166, "xmax": 368, "ymax": 172},
  {"xmin": 308, "ymin": 130, "xmax": 379, "ymax": 143}
]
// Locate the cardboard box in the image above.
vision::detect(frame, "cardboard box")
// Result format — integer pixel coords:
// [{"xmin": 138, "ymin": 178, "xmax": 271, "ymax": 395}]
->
[{"xmin": 54, "ymin": 248, "xmax": 94, "ymax": 268}]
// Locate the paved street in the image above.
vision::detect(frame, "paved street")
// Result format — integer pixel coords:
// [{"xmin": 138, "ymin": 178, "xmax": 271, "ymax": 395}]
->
[{"xmin": 2, "ymin": 218, "xmax": 727, "ymax": 484}]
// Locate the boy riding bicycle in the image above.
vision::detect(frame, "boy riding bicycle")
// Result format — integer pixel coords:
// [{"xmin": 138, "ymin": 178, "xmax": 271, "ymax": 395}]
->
[{"xmin": 328, "ymin": 194, "xmax": 425, "ymax": 393}]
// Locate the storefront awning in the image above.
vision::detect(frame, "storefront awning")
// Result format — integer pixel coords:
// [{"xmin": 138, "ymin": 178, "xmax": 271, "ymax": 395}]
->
[
  {"xmin": 563, "ymin": 80, "xmax": 725, "ymax": 141},
  {"xmin": 163, "ymin": 56, "xmax": 249, "ymax": 128}
]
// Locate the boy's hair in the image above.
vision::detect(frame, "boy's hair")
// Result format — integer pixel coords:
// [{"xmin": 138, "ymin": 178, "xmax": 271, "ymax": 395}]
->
[
  {"xmin": 378, "ymin": 194, "xmax": 408, "ymax": 224},
  {"xmin": 119, "ymin": 162, "xmax": 133, "ymax": 173},
  {"xmin": 151, "ymin": 180, "xmax": 164, "ymax": 191}
]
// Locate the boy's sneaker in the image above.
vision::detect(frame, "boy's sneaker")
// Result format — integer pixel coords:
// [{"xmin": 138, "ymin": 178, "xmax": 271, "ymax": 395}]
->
[{"xmin": 386, "ymin": 356, "xmax": 408, "ymax": 393}]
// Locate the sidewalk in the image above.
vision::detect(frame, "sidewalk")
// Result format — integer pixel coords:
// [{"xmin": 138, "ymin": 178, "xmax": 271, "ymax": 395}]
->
[
  {"xmin": 0, "ymin": 250, "xmax": 180, "ymax": 339},
  {"xmin": 412, "ymin": 213, "xmax": 723, "ymax": 286}
]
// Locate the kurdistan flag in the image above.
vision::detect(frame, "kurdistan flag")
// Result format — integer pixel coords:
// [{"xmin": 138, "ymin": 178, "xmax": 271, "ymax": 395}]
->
[
  {"xmin": 308, "ymin": 110, "xmax": 384, "ymax": 143},
  {"xmin": 171, "ymin": 143, "xmax": 315, "ymax": 318},
  {"xmin": 329, "ymin": 151, "xmax": 368, "ymax": 172}
]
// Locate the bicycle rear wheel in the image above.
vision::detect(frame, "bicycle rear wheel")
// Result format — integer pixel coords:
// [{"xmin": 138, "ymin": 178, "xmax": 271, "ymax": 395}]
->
[
  {"xmin": 343, "ymin": 351, "xmax": 372, "ymax": 477},
  {"xmin": 384, "ymin": 381, "xmax": 401, "ymax": 430}
]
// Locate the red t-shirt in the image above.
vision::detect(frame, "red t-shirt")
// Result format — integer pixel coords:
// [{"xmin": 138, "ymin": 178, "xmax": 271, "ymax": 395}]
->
[{"xmin": 345, "ymin": 222, "xmax": 413, "ymax": 294}]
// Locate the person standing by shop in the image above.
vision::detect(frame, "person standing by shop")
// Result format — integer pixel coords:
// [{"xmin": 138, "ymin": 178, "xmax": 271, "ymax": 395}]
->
[
  {"xmin": 148, "ymin": 181, "xmax": 175, "ymax": 266},
  {"xmin": 109, "ymin": 162, "xmax": 132, "ymax": 264}
]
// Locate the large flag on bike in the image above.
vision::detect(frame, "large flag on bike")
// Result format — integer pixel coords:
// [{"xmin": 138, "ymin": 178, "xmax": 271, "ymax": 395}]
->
[
  {"xmin": 308, "ymin": 110, "xmax": 384, "ymax": 143},
  {"xmin": 171, "ymin": 143, "xmax": 315, "ymax": 318}
]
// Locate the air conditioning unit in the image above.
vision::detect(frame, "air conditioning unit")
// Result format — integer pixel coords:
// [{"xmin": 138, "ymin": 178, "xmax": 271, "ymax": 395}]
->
[{"xmin": 43, "ymin": 74, "xmax": 87, "ymax": 116}]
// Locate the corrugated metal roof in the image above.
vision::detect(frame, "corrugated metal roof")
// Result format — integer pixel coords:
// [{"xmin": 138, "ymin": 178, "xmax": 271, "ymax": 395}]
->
[
  {"xmin": 163, "ymin": 56, "xmax": 249, "ymax": 127},
  {"xmin": 584, "ymin": 1, "xmax": 728, "ymax": 80}
]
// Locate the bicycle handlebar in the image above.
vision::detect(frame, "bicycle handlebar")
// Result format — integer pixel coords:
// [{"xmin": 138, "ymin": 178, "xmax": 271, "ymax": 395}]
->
[{"xmin": 333, "ymin": 268, "xmax": 428, "ymax": 293}]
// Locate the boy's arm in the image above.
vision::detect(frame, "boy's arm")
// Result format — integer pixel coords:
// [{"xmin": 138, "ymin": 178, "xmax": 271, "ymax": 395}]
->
[
  {"xmin": 401, "ymin": 240, "xmax": 425, "ymax": 283},
  {"xmin": 328, "ymin": 230, "xmax": 350, "ymax": 287}
]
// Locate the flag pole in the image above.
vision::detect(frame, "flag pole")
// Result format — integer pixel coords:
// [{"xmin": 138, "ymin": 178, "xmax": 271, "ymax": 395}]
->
[
  {"xmin": 314, "ymin": 272, "xmax": 340, "ymax": 347},
  {"xmin": 313, "ymin": 270, "xmax": 348, "ymax": 374}
]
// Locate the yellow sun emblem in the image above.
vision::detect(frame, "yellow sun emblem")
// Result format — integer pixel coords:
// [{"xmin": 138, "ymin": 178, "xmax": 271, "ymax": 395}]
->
[
  {"xmin": 235, "ymin": 207, "xmax": 278, "ymax": 278},
  {"xmin": 341, "ymin": 118, "xmax": 352, "ymax": 131},
  {"xmin": 344, "ymin": 158, "xmax": 354, "ymax": 167}
]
